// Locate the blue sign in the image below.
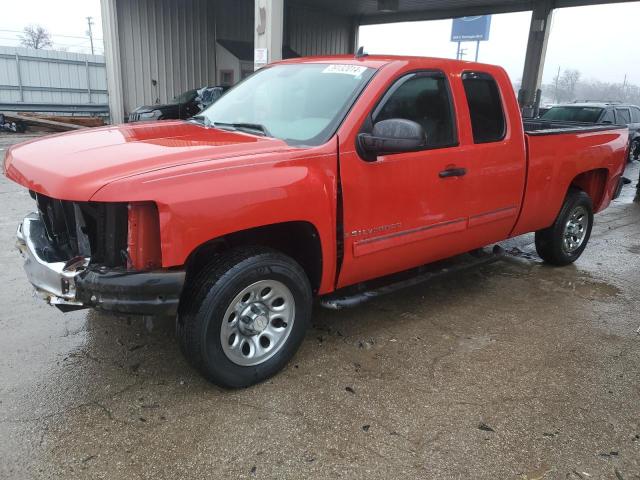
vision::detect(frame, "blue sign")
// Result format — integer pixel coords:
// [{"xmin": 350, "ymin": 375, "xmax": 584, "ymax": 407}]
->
[{"xmin": 451, "ymin": 16, "xmax": 492, "ymax": 42}]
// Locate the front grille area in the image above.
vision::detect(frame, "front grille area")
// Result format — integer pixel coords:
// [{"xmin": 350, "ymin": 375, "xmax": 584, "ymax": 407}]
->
[{"xmin": 33, "ymin": 192, "xmax": 128, "ymax": 267}]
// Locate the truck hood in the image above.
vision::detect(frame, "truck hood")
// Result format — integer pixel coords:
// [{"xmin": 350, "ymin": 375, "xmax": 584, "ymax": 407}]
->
[{"xmin": 5, "ymin": 120, "xmax": 291, "ymax": 201}]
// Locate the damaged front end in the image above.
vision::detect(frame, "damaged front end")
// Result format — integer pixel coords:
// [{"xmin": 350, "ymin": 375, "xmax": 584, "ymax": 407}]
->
[{"xmin": 16, "ymin": 193, "xmax": 184, "ymax": 315}]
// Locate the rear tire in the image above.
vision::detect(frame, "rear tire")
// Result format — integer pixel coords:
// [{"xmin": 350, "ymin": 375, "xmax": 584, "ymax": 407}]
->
[
  {"xmin": 177, "ymin": 247, "xmax": 312, "ymax": 388},
  {"xmin": 535, "ymin": 189, "xmax": 593, "ymax": 266}
]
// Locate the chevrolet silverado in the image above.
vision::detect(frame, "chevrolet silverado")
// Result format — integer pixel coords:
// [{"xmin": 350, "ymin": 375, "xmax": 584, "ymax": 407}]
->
[{"xmin": 5, "ymin": 55, "xmax": 628, "ymax": 387}]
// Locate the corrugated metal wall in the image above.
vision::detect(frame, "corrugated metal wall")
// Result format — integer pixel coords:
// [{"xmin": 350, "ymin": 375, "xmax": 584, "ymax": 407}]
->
[
  {"xmin": 116, "ymin": 0, "xmax": 218, "ymax": 114},
  {"xmin": 286, "ymin": 3, "xmax": 353, "ymax": 56},
  {"xmin": 217, "ymin": 0, "xmax": 254, "ymax": 42},
  {"xmin": 115, "ymin": 0, "xmax": 256, "ymax": 115},
  {"xmin": 0, "ymin": 46, "xmax": 107, "ymax": 106},
  {"xmin": 110, "ymin": 0, "xmax": 354, "ymax": 116}
]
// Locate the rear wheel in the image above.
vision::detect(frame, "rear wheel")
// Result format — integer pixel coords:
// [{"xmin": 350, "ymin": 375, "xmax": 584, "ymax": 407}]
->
[
  {"xmin": 535, "ymin": 189, "xmax": 593, "ymax": 266},
  {"xmin": 177, "ymin": 247, "xmax": 312, "ymax": 388}
]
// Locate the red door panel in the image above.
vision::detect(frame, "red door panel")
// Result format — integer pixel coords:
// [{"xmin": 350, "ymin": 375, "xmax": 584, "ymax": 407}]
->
[{"xmin": 337, "ymin": 145, "xmax": 470, "ymax": 288}]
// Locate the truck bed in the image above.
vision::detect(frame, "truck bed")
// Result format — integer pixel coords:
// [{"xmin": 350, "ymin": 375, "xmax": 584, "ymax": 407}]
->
[
  {"xmin": 511, "ymin": 120, "xmax": 628, "ymax": 238},
  {"xmin": 523, "ymin": 119, "xmax": 628, "ymax": 136}
]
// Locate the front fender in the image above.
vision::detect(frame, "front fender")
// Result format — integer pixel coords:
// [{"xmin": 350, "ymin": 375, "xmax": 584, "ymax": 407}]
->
[{"xmin": 91, "ymin": 145, "xmax": 339, "ymax": 293}]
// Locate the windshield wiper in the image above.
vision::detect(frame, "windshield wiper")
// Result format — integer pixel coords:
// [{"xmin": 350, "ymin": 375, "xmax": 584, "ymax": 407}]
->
[{"xmin": 212, "ymin": 122, "xmax": 272, "ymax": 137}]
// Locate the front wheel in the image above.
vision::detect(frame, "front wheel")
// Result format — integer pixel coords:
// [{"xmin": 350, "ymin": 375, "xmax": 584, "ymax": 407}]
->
[
  {"xmin": 535, "ymin": 189, "xmax": 593, "ymax": 266},
  {"xmin": 177, "ymin": 247, "xmax": 312, "ymax": 388}
]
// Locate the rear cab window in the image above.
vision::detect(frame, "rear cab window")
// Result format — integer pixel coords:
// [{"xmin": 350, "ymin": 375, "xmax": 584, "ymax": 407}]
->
[
  {"xmin": 629, "ymin": 106, "xmax": 640, "ymax": 123},
  {"xmin": 461, "ymin": 72, "xmax": 506, "ymax": 143},
  {"xmin": 372, "ymin": 71, "xmax": 457, "ymax": 149}
]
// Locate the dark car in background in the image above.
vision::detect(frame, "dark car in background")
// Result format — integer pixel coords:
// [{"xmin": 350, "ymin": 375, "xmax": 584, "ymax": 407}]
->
[
  {"xmin": 128, "ymin": 86, "xmax": 229, "ymax": 123},
  {"xmin": 540, "ymin": 102, "xmax": 640, "ymax": 160}
]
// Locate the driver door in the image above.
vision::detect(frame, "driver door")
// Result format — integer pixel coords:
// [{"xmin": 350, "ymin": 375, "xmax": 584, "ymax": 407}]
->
[{"xmin": 337, "ymin": 71, "xmax": 472, "ymax": 288}]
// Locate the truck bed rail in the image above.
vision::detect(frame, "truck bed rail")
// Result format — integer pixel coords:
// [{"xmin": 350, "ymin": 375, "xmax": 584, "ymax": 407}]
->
[{"xmin": 523, "ymin": 119, "xmax": 628, "ymax": 136}]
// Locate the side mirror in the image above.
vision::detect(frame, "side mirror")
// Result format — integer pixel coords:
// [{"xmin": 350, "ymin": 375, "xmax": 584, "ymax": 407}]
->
[{"xmin": 358, "ymin": 119, "xmax": 427, "ymax": 160}]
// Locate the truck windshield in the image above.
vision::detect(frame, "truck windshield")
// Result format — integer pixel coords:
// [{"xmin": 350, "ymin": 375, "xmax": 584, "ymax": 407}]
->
[
  {"xmin": 198, "ymin": 63, "xmax": 376, "ymax": 146},
  {"xmin": 541, "ymin": 106, "xmax": 604, "ymax": 123}
]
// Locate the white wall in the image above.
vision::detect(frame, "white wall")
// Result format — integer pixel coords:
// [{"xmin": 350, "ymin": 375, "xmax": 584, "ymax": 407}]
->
[{"xmin": 215, "ymin": 44, "xmax": 241, "ymax": 86}]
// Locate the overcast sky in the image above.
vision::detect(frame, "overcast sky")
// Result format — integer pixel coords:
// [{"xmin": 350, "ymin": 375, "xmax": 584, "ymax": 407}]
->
[
  {"xmin": 0, "ymin": 0, "xmax": 104, "ymax": 55},
  {"xmin": 361, "ymin": 2, "xmax": 640, "ymax": 85},
  {"xmin": 0, "ymin": 1, "xmax": 638, "ymax": 85}
]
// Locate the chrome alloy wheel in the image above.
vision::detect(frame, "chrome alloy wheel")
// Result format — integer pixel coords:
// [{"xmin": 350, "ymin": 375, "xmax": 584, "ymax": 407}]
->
[
  {"xmin": 220, "ymin": 279, "xmax": 295, "ymax": 366},
  {"xmin": 562, "ymin": 205, "xmax": 589, "ymax": 253}
]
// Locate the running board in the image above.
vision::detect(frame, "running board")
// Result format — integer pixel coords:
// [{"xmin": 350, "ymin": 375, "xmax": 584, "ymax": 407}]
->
[{"xmin": 319, "ymin": 245, "xmax": 505, "ymax": 310}]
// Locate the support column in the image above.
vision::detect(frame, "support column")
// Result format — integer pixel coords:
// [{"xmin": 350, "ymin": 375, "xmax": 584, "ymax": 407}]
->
[
  {"xmin": 100, "ymin": 0, "xmax": 125, "ymax": 124},
  {"xmin": 518, "ymin": 0, "xmax": 554, "ymax": 108},
  {"xmin": 254, "ymin": 0, "xmax": 284, "ymax": 70}
]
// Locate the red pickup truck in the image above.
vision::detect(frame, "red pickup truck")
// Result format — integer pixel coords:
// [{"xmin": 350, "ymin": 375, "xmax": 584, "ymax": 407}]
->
[{"xmin": 5, "ymin": 56, "xmax": 628, "ymax": 387}]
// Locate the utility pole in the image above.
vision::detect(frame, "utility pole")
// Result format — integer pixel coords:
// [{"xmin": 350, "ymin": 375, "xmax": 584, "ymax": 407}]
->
[
  {"xmin": 86, "ymin": 16, "xmax": 95, "ymax": 55},
  {"xmin": 553, "ymin": 65, "xmax": 561, "ymax": 104},
  {"xmin": 622, "ymin": 74, "xmax": 627, "ymax": 101}
]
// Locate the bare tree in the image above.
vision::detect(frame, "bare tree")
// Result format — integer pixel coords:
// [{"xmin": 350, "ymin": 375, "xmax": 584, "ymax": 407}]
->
[
  {"xmin": 559, "ymin": 69, "xmax": 581, "ymax": 100},
  {"xmin": 542, "ymin": 73, "xmax": 640, "ymax": 106},
  {"xmin": 19, "ymin": 25, "xmax": 53, "ymax": 50}
]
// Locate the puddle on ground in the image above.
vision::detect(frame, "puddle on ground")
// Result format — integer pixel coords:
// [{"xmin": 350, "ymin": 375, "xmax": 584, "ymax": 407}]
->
[
  {"xmin": 626, "ymin": 244, "xmax": 640, "ymax": 255},
  {"xmin": 516, "ymin": 259, "xmax": 623, "ymax": 301},
  {"xmin": 506, "ymin": 246, "xmax": 539, "ymax": 261},
  {"xmin": 486, "ymin": 254, "xmax": 622, "ymax": 302},
  {"xmin": 457, "ymin": 334, "xmax": 495, "ymax": 352}
]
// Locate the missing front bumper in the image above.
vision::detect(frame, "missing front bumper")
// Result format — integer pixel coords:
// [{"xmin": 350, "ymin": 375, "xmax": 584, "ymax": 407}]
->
[{"xmin": 17, "ymin": 213, "xmax": 185, "ymax": 316}]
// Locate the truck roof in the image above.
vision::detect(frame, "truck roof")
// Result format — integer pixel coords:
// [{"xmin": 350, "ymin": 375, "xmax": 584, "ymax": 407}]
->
[{"xmin": 276, "ymin": 54, "xmax": 500, "ymax": 71}]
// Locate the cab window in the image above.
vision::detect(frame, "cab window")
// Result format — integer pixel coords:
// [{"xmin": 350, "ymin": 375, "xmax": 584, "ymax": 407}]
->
[
  {"xmin": 615, "ymin": 108, "xmax": 631, "ymax": 125},
  {"xmin": 600, "ymin": 109, "xmax": 615, "ymax": 124},
  {"xmin": 630, "ymin": 107, "xmax": 640, "ymax": 123},
  {"xmin": 373, "ymin": 72, "xmax": 457, "ymax": 148},
  {"xmin": 462, "ymin": 71, "xmax": 506, "ymax": 143}
]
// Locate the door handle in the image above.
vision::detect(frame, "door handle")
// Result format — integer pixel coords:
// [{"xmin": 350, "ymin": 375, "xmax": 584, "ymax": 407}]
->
[{"xmin": 439, "ymin": 167, "xmax": 467, "ymax": 178}]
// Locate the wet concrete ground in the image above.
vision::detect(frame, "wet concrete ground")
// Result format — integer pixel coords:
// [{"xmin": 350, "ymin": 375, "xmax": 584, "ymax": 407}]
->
[{"xmin": 1, "ymin": 132, "xmax": 639, "ymax": 479}]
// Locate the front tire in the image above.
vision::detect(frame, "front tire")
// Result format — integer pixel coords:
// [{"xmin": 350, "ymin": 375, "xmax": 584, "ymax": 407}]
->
[
  {"xmin": 535, "ymin": 189, "xmax": 593, "ymax": 266},
  {"xmin": 177, "ymin": 247, "xmax": 312, "ymax": 388}
]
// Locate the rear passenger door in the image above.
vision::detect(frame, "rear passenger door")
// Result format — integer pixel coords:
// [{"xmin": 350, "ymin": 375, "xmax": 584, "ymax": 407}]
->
[{"xmin": 458, "ymin": 71, "xmax": 526, "ymax": 245}]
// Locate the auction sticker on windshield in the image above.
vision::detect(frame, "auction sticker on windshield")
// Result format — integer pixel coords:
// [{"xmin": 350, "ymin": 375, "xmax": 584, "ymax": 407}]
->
[{"xmin": 322, "ymin": 65, "xmax": 368, "ymax": 76}]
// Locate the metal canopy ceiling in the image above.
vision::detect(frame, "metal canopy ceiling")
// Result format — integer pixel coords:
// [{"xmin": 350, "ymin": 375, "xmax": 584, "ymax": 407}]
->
[{"xmin": 288, "ymin": 0, "xmax": 637, "ymax": 24}]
